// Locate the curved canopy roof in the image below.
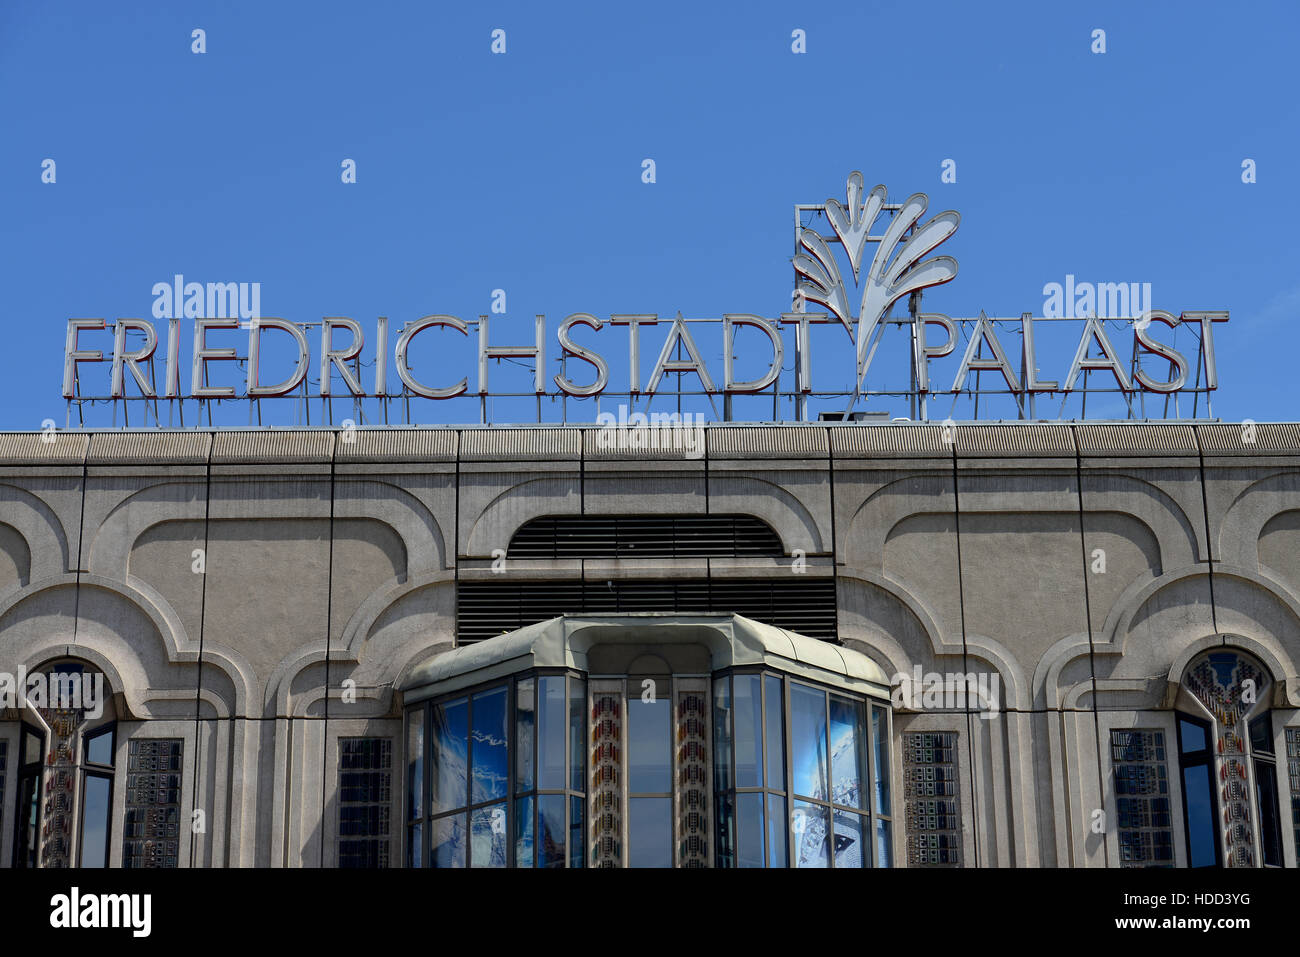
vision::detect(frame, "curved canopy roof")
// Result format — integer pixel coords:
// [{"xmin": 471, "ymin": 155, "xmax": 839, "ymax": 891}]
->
[{"xmin": 401, "ymin": 612, "xmax": 891, "ymax": 703}]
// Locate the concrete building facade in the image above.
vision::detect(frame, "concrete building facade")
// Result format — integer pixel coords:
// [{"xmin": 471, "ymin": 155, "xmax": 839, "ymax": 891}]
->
[{"xmin": 1, "ymin": 421, "xmax": 1298, "ymax": 868}]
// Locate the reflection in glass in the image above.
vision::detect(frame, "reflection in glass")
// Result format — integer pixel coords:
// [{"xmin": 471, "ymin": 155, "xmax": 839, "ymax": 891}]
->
[
  {"xmin": 1179, "ymin": 719, "xmax": 1207, "ymax": 753},
  {"xmin": 872, "ymin": 706, "xmax": 890, "ymax": 814},
  {"xmin": 86, "ymin": 729, "xmax": 114, "ymax": 766},
  {"xmin": 875, "ymin": 818, "xmax": 892, "ymax": 867},
  {"xmin": 832, "ymin": 810, "xmax": 864, "ymax": 869},
  {"xmin": 538, "ymin": 794, "xmax": 566, "ymax": 867},
  {"xmin": 765, "ymin": 675, "xmax": 785, "ymax": 789},
  {"xmin": 431, "ymin": 698, "xmax": 468, "ymax": 813},
  {"xmin": 1182, "ymin": 764, "xmax": 1216, "ymax": 867},
  {"xmin": 80, "ymin": 775, "xmax": 111, "ymax": 867},
  {"xmin": 829, "ymin": 696, "xmax": 865, "ymax": 810},
  {"xmin": 407, "ymin": 712, "xmax": 424, "ymax": 821},
  {"xmin": 569, "ymin": 795, "xmax": 584, "ymax": 869},
  {"xmin": 470, "ymin": 805, "xmax": 507, "ymax": 867},
  {"xmin": 471, "ymin": 688, "xmax": 508, "ymax": 804},
  {"xmin": 408, "ymin": 823, "xmax": 422, "ymax": 868},
  {"xmin": 713, "ymin": 680, "xmax": 732, "ymax": 795},
  {"xmin": 736, "ymin": 791, "xmax": 764, "ymax": 868},
  {"xmin": 515, "ymin": 796, "xmax": 534, "ymax": 868},
  {"xmin": 515, "ymin": 678, "xmax": 535, "ymax": 793},
  {"xmin": 538, "ymin": 677, "xmax": 566, "ymax": 790},
  {"xmin": 569, "ymin": 679, "xmax": 586, "ymax": 793},
  {"xmin": 628, "ymin": 797, "xmax": 672, "ymax": 867},
  {"xmin": 734, "ymin": 675, "xmax": 762, "ymax": 788},
  {"xmin": 766, "ymin": 794, "xmax": 787, "ymax": 868},
  {"xmin": 790, "ymin": 684, "xmax": 828, "ymax": 800},
  {"xmin": 792, "ymin": 801, "xmax": 829, "ymax": 868},
  {"xmin": 1255, "ymin": 761, "xmax": 1283, "ymax": 867},
  {"xmin": 714, "ymin": 791, "xmax": 735, "ymax": 868},
  {"xmin": 628, "ymin": 694, "xmax": 671, "ymax": 793},
  {"xmin": 432, "ymin": 814, "xmax": 466, "ymax": 868}
]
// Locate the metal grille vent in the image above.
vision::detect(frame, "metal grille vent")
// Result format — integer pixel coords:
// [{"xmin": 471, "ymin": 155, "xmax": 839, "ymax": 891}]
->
[
  {"xmin": 457, "ymin": 577, "xmax": 836, "ymax": 643},
  {"xmin": 507, "ymin": 514, "xmax": 783, "ymax": 559}
]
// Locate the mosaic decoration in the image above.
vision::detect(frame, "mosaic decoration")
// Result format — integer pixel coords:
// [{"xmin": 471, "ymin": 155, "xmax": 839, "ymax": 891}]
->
[
  {"xmin": 122, "ymin": 739, "xmax": 183, "ymax": 869},
  {"xmin": 1183, "ymin": 650, "xmax": 1268, "ymax": 868},
  {"xmin": 338, "ymin": 738, "xmax": 393, "ymax": 868},
  {"xmin": 1111, "ymin": 730, "xmax": 1174, "ymax": 867},
  {"xmin": 589, "ymin": 692, "xmax": 622, "ymax": 867},
  {"xmin": 36, "ymin": 702, "xmax": 86, "ymax": 867},
  {"xmin": 902, "ymin": 731, "xmax": 961, "ymax": 867},
  {"xmin": 675, "ymin": 691, "xmax": 708, "ymax": 867}
]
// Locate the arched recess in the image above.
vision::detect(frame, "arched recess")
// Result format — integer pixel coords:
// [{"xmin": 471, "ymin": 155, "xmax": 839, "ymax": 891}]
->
[
  {"xmin": 89, "ymin": 479, "xmax": 447, "ymax": 578},
  {"xmin": 0, "ymin": 483, "xmax": 71, "ymax": 581},
  {"xmin": 0, "ymin": 575, "xmax": 254, "ymax": 718},
  {"xmin": 1215, "ymin": 470, "xmax": 1300, "ymax": 568},
  {"xmin": 845, "ymin": 472, "xmax": 1199, "ymax": 572},
  {"xmin": 267, "ymin": 570, "xmax": 457, "ymax": 717}
]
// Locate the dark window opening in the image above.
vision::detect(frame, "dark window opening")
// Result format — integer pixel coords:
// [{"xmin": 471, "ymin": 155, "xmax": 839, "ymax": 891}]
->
[{"xmin": 508, "ymin": 515, "xmax": 784, "ymax": 559}]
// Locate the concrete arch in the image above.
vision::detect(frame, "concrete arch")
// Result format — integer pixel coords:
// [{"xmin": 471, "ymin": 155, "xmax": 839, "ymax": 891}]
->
[
  {"xmin": 1218, "ymin": 470, "xmax": 1300, "ymax": 568},
  {"xmin": 0, "ymin": 573, "xmax": 254, "ymax": 717},
  {"xmin": 0, "ymin": 482, "xmax": 71, "ymax": 580},
  {"xmin": 705, "ymin": 473, "xmax": 826, "ymax": 554}
]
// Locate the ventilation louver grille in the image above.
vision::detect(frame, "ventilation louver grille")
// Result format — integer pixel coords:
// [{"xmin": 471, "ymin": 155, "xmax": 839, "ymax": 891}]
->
[
  {"xmin": 507, "ymin": 514, "xmax": 783, "ymax": 559},
  {"xmin": 457, "ymin": 577, "xmax": 836, "ymax": 644}
]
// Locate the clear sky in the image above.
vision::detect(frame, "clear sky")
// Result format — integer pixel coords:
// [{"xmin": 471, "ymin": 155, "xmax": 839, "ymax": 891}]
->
[{"xmin": 1, "ymin": 0, "xmax": 1296, "ymax": 429}]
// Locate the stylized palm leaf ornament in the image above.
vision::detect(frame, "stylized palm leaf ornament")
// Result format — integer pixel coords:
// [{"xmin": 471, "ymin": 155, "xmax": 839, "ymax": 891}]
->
[{"xmin": 794, "ymin": 172, "xmax": 960, "ymax": 372}]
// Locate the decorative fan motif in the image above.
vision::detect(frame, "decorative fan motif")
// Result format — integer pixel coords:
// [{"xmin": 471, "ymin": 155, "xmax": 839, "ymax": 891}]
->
[{"xmin": 793, "ymin": 172, "xmax": 960, "ymax": 368}]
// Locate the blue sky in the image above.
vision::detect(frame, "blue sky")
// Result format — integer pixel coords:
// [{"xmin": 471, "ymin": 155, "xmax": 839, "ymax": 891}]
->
[{"xmin": 1, "ymin": 0, "xmax": 1296, "ymax": 429}]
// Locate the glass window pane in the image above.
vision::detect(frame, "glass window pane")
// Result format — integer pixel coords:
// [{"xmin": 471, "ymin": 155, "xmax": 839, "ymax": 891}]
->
[
  {"xmin": 514, "ymin": 796, "xmax": 534, "ymax": 867},
  {"xmin": 569, "ymin": 679, "xmax": 586, "ymax": 793},
  {"xmin": 1179, "ymin": 718, "xmax": 1207, "ymax": 753},
  {"xmin": 790, "ymin": 684, "xmax": 828, "ymax": 800},
  {"xmin": 766, "ymin": 794, "xmax": 788, "ymax": 868},
  {"xmin": 875, "ymin": 817, "xmax": 892, "ymax": 867},
  {"xmin": 830, "ymin": 696, "xmax": 865, "ymax": 810},
  {"xmin": 569, "ymin": 795, "xmax": 584, "ymax": 869},
  {"xmin": 733, "ymin": 675, "xmax": 762, "ymax": 788},
  {"xmin": 79, "ymin": 774, "xmax": 112, "ymax": 867},
  {"xmin": 538, "ymin": 793, "xmax": 566, "ymax": 867},
  {"xmin": 1255, "ymin": 760, "xmax": 1283, "ymax": 867},
  {"xmin": 713, "ymin": 679, "xmax": 732, "ymax": 795},
  {"xmin": 538, "ymin": 677, "xmax": 567, "ymax": 790},
  {"xmin": 431, "ymin": 814, "xmax": 466, "ymax": 868},
  {"xmin": 1182, "ymin": 763, "xmax": 1217, "ymax": 867},
  {"xmin": 515, "ymin": 678, "xmax": 534, "ymax": 793},
  {"xmin": 469, "ymin": 804, "xmax": 507, "ymax": 867},
  {"xmin": 407, "ymin": 823, "xmax": 422, "ymax": 868},
  {"xmin": 714, "ymin": 791, "xmax": 735, "ymax": 868},
  {"xmin": 430, "ymin": 698, "xmax": 468, "ymax": 813},
  {"xmin": 471, "ymin": 687, "xmax": 508, "ymax": 804},
  {"xmin": 832, "ymin": 809, "xmax": 865, "ymax": 869},
  {"xmin": 736, "ymin": 791, "xmax": 764, "ymax": 868},
  {"xmin": 764, "ymin": 676, "xmax": 785, "ymax": 790},
  {"xmin": 22, "ymin": 729, "xmax": 42, "ymax": 766},
  {"xmin": 792, "ymin": 801, "xmax": 830, "ymax": 868},
  {"xmin": 407, "ymin": 710, "xmax": 424, "ymax": 821},
  {"xmin": 872, "ymin": 706, "xmax": 891, "ymax": 815},
  {"xmin": 628, "ymin": 797, "xmax": 672, "ymax": 867},
  {"xmin": 86, "ymin": 729, "xmax": 114, "ymax": 767},
  {"xmin": 1250, "ymin": 714, "xmax": 1273, "ymax": 755},
  {"xmin": 628, "ymin": 692, "xmax": 671, "ymax": 793}
]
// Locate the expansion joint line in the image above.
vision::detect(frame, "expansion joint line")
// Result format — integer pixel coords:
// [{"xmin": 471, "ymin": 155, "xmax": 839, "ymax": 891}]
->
[
  {"xmin": 190, "ymin": 438, "xmax": 213, "ymax": 867},
  {"xmin": 1073, "ymin": 438, "xmax": 1109, "ymax": 867},
  {"xmin": 320, "ymin": 440, "xmax": 338, "ymax": 867},
  {"xmin": 1196, "ymin": 444, "xmax": 1219, "ymax": 636},
  {"xmin": 949, "ymin": 443, "xmax": 980, "ymax": 867}
]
